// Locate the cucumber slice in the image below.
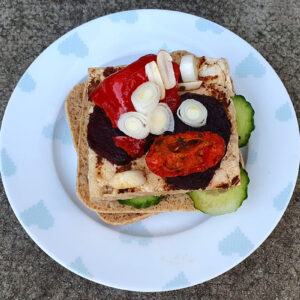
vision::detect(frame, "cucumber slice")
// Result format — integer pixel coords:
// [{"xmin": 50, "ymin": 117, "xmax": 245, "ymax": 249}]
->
[
  {"xmin": 232, "ymin": 95, "xmax": 255, "ymax": 147},
  {"xmin": 188, "ymin": 168, "xmax": 249, "ymax": 216},
  {"xmin": 118, "ymin": 196, "xmax": 163, "ymax": 209}
]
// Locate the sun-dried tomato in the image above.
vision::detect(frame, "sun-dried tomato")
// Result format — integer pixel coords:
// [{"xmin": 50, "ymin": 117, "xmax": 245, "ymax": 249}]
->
[{"xmin": 146, "ymin": 131, "xmax": 225, "ymax": 177}]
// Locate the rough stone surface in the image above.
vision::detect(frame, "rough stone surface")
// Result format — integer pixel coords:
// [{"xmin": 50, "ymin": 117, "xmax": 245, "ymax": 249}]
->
[{"xmin": 0, "ymin": 0, "xmax": 299, "ymax": 299}]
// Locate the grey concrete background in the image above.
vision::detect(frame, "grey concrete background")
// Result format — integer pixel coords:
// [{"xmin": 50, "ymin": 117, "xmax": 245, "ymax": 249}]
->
[{"xmin": 0, "ymin": 0, "xmax": 299, "ymax": 299}]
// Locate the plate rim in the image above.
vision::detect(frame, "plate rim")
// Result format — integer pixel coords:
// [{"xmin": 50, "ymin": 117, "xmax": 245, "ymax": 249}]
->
[{"xmin": 1, "ymin": 9, "xmax": 299, "ymax": 292}]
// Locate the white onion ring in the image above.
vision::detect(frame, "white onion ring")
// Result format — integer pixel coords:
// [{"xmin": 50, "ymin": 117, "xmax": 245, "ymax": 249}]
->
[
  {"xmin": 177, "ymin": 99, "xmax": 207, "ymax": 127},
  {"xmin": 148, "ymin": 103, "xmax": 174, "ymax": 135},
  {"xmin": 117, "ymin": 112, "xmax": 150, "ymax": 139},
  {"xmin": 131, "ymin": 81, "xmax": 160, "ymax": 114}
]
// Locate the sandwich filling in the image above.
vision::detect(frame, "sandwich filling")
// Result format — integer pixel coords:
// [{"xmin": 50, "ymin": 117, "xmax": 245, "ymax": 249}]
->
[
  {"xmin": 87, "ymin": 53, "xmax": 232, "ymax": 191},
  {"xmin": 88, "ymin": 92, "xmax": 231, "ymax": 189},
  {"xmin": 84, "ymin": 51, "xmax": 240, "ymax": 201}
]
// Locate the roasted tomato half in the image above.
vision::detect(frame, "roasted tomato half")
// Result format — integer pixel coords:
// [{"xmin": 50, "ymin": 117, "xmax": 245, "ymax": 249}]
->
[{"xmin": 146, "ymin": 131, "xmax": 226, "ymax": 177}]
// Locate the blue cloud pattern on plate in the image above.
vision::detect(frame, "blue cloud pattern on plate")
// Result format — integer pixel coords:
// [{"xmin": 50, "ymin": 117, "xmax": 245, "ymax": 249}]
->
[
  {"xmin": 119, "ymin": 222, "xmax": 152, "ymax": 246},
  {"xmin": 109, "ymin": 10, "xmax": 138, "ymax": 24},
  {"xmin": 18, "ymin": 73, "xmax": 36, "ymax": 92},
  {"xmin": 195, "ymin": 18, "xmax": 223, "ymax": 34},
  {"xmin": 58, "ymin": 32, "xmax": 88, "ymax": 58},
  {"xmin": 159, "ymin": 43, "xmax": 171, "ymax": 53},
  {"xmin": 219, "ymin": 227, "xmax": 254, "ymax": 256},
  {"xmin": 235, "ymin": 53, "xmax": 266, "ymax": 78},
  {"xmin": 275, "ymin": 102, "xmax": 293, "ymax": 121},
  {"xmin": 1, "ymin": 148, "xmax": 16, "ymax": 177},
  {"xmin": 42, "ymin": 116, "xmax": 72, "ymax": 145},
  {"xmin": 162, "ymin": 271, "xmax": 190, "ymax": 290},
  {"xmin": 20, "ymin": 200, "xmax": 54, "ymax": 230},
  {"xmin": 69, "ymin": 257, "xmax": 92, "ymax": 278},
  {"xmin": 273, "ymin": 182, "xmax": 293, "ymax": 211}
]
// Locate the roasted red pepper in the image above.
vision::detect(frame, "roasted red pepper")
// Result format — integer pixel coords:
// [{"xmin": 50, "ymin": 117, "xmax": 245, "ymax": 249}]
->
[
  {"xmin": 146, "ymin": 131, "xmax": 226, "ymax": 177},
  {"xmin": 90, "ymin": 54, "xmax": 181, "ymax": 128},
  {"xmin": 113, "ymin": 136, "xmax": 146, "ymax": 158},
  {"xmin": 90, "ymin": 54, "xmax": 155, "ymax": 128}
]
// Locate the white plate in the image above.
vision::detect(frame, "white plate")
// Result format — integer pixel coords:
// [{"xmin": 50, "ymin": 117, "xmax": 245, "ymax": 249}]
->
[{"xmin": 1, "ymin": 10, "xmax": 299, "ymax": 292}]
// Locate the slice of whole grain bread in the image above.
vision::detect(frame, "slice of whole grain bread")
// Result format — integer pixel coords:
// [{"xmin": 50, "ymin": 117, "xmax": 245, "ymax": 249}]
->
[
  {"xmin": 65, "ymin": 82, "xmax": 85, "ymax": 150},
  {"xmin": 71, "ymin": 51, "xmax": 242, "ymax": 214}
]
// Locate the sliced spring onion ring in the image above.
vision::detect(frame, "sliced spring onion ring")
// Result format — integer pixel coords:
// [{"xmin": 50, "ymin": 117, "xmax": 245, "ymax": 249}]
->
[
  {"xmin": 149, "ymin": 103, "xmax": 174, "ymax": 135},
  {"xmin": 178, "ymin": 80, "xmax": 203, "ymax": 91},
  {"xmin": 180, "ymin": 54, "xmax": 199, "ymax": 82},
  {"xmin": 117, "ymin": 112, "xmax": 150, "ymax": 139},
  {"xmin": 177, "ymin": 99, "xmax": 207, "ymax": 127},
  {"xmin": 145, "ymin": 61, "xmax": 166, "ymax": 99},
  {"xmin": 131, "ymin": 82, "xmax": 160, "ymax": 114},
  {"xmin": 157, "ymin": 50, "xmax": 176, "ymax": 89}
]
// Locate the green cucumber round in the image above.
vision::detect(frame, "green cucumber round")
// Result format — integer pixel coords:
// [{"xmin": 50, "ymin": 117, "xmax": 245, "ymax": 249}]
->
[
  {"xmin": 118, "ymin": 196, "xmax": 163, "ymax": 209},
  {"xmin": 232, "ymin": 95, "xmax": 255, "ymax": 147},
  {"xmin": 188, "ymin": 168, "xmax": 249, "ymax": 216}
]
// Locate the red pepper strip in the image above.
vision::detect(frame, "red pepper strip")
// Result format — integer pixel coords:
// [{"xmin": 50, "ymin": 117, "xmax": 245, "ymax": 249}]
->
[
  {"xmin": 113, "ymin": 136, "xmax": 146, "ymax": 158},
  {"xmin": 90, "ymin": 54, "xmax": 157, "ymax": 128},
  {"xmin": 146, "ymin": 131, "xmax": 226, "ymax": 177},
  {"xmin": 90, "ymin": 55, "xmax": 181, "ymax": 128}
]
